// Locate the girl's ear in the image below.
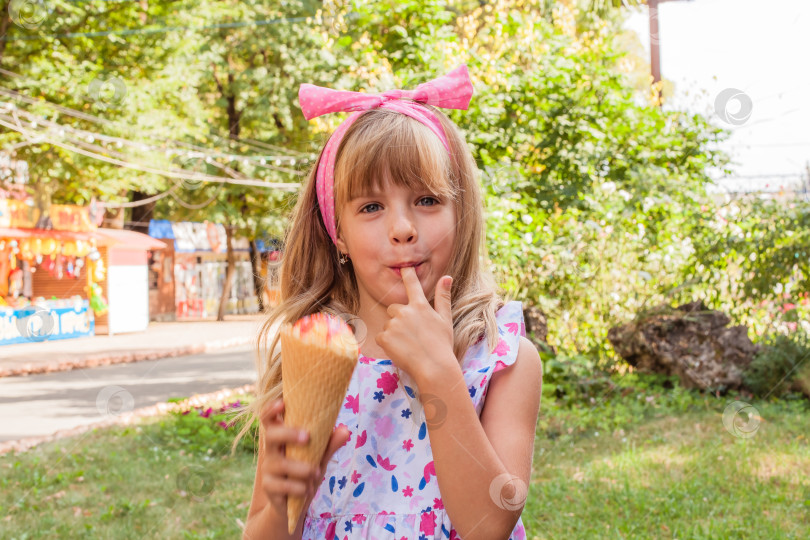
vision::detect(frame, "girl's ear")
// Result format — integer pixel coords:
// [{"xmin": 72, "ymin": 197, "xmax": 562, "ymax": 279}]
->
[{"xmin": 335, "ymin": 234, "xmax": 348, "ymax": 255}]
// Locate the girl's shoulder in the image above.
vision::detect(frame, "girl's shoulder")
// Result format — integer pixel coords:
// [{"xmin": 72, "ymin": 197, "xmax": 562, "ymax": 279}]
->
[
  {"xmin": 461, "ymin": 300, "xmax": 526, "ymax": 412},
  {"xmin": 491, "ymin": 300, "xmax": 526, "ymax": 372},
  {"xmin": 465, "ymin": 300, "xmax": 525, "ymax": 373}
]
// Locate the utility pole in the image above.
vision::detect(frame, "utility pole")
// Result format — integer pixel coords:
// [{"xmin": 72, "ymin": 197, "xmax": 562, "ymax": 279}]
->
[
  {"xmin": 648, "ymin": 0, "xmax": 693, "ymax": 107},
  {"xmin": 803, "ymin": 161, "xmax": 810, "ymax": 202},
  {"xmin": 649, "ymin": 0, "xmax": 662, "ymax": 105}
]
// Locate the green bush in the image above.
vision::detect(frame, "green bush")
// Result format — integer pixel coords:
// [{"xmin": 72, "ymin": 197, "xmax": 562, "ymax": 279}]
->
[
  {"xmin": 539, "ymin": 361, "xmax": 707, "ymax": 440},
  {"xmin": 541, "ymin": 348, "xmax": 690, "ymax": 405},
  {"xmin": 541, "ymin": 351, "xmax": 614, "ymax": 406},
  {"xmin": 743, "ymin": 330, "xmax": 810, "ymax": 399},
  {"xmin": 154, "ymin": 397, "xmax": 259, "ymax": 457}
]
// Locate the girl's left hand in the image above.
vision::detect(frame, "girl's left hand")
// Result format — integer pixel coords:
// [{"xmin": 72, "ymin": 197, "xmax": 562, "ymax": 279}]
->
[{"xmin": 375, "ymin": 266, "xmax": 456, "ymax": 382}]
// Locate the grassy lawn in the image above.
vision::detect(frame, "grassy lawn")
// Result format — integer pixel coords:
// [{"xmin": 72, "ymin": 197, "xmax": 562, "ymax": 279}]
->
[
  {"xmin": 525, "ymin": 403, "xmax": 810, "ymax": 538},
  {"xmin": 2, "ymin": 383, "xmax": 809, "ymax": 539},
  {"xmin": 1, "ymin": 404, "xmax": 259, "ymax": 540}
]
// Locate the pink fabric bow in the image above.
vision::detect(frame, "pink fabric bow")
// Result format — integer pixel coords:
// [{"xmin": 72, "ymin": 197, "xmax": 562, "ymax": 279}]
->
[{"xmin": 298, "ymin": 65, "xmax": 474, "ymax": 246}]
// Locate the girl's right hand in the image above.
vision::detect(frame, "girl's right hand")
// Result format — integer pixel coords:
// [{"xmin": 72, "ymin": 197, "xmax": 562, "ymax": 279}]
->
[{"xmin": 259, "ymin": 398, "xmax": 351, "ymax": 512}]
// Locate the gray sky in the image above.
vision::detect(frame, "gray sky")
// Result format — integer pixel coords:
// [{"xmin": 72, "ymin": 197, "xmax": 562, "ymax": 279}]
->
[{"xmin": 623, "ymin": 0, "xmax": 809, "ymax": 192}]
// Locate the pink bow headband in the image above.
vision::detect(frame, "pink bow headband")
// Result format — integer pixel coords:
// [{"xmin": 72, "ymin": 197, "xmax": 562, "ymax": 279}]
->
[{"xmin": 298, "ymin": 64, "xmax": 474, "ymax": 246}]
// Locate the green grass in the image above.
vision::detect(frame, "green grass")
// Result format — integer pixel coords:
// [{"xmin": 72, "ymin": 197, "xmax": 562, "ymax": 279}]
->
[
  {"xmin": 2, "ymin": 382, "xmax": 809, "ymax": 539},
  {"xmin": 525, "ymin": 404, "xmax": 810, "ymax": 538},
  {"xmin": 0, "ymin": 403, "xmax": 260, "ymax": 540}
]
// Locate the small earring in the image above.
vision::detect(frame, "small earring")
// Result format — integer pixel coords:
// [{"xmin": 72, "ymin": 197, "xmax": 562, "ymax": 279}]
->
[{"xmin": 338, "ymin": 251, "xmax": 348, "ymax": 264}]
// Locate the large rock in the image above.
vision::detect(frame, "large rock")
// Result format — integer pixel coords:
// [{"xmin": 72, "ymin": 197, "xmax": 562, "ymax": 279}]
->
[{"xmin": 607, "ymin": 301, "xmax": 759, "ymax": 390}]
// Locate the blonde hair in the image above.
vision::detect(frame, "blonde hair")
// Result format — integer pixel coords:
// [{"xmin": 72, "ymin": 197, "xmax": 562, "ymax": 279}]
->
[{"xmin": 229, "ymin": 104, "xmax": 512, "ymax": 455}]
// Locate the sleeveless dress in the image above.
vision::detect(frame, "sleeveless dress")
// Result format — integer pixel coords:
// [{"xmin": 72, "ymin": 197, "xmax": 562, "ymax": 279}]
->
[{"xmin": 302, "ymin": 300, "xmax": 528, "ymax": 540}]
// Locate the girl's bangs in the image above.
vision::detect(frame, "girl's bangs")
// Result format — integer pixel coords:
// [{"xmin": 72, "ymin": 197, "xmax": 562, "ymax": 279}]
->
[{"xmin": 334, "ymin": 111, "xmax": 458, "ymax": 214}]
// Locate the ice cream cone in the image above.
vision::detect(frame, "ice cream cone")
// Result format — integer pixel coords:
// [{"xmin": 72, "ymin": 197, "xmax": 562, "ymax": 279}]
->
[{"xmin": 281, "ymin": 312, "xmax": 359, "ymax": 534}]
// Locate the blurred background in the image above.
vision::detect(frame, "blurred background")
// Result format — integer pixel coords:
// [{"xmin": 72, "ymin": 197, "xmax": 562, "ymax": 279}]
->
[{"xmin": 1, "ymin": 1, "xmax": 808, "ymax": 538}]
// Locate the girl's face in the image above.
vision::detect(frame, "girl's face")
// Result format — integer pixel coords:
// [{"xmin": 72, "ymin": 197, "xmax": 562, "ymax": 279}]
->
[{"xmin": 336, "ymin": 177, "xmax": 456, "ymax": 309}]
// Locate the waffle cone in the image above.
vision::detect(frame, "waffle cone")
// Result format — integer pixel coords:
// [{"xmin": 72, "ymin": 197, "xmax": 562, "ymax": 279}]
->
[{"xmin": 281, "ymin": 322, "xmax": 358, "ymax": 534}]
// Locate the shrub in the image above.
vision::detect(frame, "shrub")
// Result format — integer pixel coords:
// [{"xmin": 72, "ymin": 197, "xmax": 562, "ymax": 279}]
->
[
  {"xmin": 541, "ymin": 351, "xmax": 614, "ymax": 407},
  {"xmin": 156, "ymin": 398, "xmax": 259, "ymax": 457},
  {"xmin": 743, "ymin": 330, "xmax": 810, "ymax": 399}
]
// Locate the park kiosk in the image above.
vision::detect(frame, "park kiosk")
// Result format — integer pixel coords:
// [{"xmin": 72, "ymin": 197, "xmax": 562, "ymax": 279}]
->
[
  {"xmin": 147, "ymin": 219, "xmax": 280, "ymax": 318},
  {"xmin": 0, "ymin": 197, "xmax": 100, "ymax": 345},
  {"xmin": 0, "ymin": 196, "xmax": 167, "ymax": 344},
  {"xmin": 92, "ymin": 227, "xmax": 167, "ymax": 335}
]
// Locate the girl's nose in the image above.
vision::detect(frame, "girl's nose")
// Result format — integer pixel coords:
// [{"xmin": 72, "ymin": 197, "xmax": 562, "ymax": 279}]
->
[{"xmin": 389, "ymin": 209, "xmax": 417, "ymax": 244}]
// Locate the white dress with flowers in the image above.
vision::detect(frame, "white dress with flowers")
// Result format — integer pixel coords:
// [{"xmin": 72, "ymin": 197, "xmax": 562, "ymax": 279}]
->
[{"xmin": 302, "ymin": 300, "xmax": 529, "ymax": 540}]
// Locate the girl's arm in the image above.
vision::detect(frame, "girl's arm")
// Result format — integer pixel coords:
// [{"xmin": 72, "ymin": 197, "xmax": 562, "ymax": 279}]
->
[
  {"xmin": 242, "ymin": 402, "xmax": 350, "ymax": 540},
  {"xmin": 241, "ymin": 428, "xmax": 308, "ymax": 540},
  {"xmin": 415, "ymin": 335, "xmax": 543, "ymax": 540}
]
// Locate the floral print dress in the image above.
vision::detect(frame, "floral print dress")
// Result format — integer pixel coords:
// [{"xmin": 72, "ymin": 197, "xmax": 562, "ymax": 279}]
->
[{"xmin": 302, "ymin": 300, "xmax": 528, "ymax": 540}]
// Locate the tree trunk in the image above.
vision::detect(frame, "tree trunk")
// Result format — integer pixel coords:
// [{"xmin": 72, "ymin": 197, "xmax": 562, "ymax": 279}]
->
[
  {"xmin": 216, "ymin": 224, "xmax": 236, "ymax": 321},
  {"xmin": 0, "ymin": 2, "xmax": 10, "ymax": 65},
  {"xmin": 249, "ymin": 239, "xmax": 264, "ymax": 312},
  {"xmin": 129, "ymin": 190, "xmax": 156, "ymax": 234},
  {"xmin": 213, "ymin": 64, "xmax": 241, "ymax": 321}
]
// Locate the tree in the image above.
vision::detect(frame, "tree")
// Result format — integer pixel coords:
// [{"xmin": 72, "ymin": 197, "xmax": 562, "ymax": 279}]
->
[
  {"xmin": 330, "ymin": 0, "xmax": 730, "ymax": 360},
  {"xmin": 0, "ymin": 0, "xmax": 333, "ymax": 319},
  {"xmin": 148, "ymin": 0, "xmax": 336, "ymax": 319}
]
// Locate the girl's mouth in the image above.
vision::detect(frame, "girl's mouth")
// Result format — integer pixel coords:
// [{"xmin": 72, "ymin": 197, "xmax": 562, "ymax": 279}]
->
[{"xmin": 390, "ymin": 262, "xmax": 424, "ymax": 278}]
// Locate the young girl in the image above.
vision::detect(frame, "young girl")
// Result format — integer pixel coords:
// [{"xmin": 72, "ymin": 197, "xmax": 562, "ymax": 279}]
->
[{"xmin": 237, "ymin": 65, "xmax": 543, "ymax": 540}]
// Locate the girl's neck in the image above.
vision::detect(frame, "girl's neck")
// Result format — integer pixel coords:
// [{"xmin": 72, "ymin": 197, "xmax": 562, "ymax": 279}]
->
[
  {"xmin": 359, "ymin": 346, "xmax": 388, "ymax": 359},
  {"xmin": 356, "ymin": 301, "xmax": 391, "ymax": 359}
]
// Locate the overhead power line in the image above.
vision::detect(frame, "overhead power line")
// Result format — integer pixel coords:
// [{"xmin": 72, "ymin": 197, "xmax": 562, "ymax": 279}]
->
[
  {"xmin": 0, "ymin": 77, "xmax": 310, "ymax": 161},
  {"xmin": 1, "ymin": 100, "xmax": 304, "ymax": 175},
  {"xmin": 0, "ymin": 76, "xmax": 315, "ymax": 190},
  {"xmin": 101, "ymin": 185, "xmax": 181, "ymax": 208},
  {"xmin": 0, "ymin": 15, "xmax": 313, "ymax": 41},
  {"xmin": 0, "ymin": 112, "xmax": 301, "ymax": 190},
  {"xmin": 715, "ymin": 173, "xmax": 803, "ymax": 179}
]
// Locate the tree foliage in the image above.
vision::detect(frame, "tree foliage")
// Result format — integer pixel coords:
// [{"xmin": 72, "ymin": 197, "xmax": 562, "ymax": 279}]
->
[{"xmin": 2, "ymin": 0, "xmax": 805, "ymax": 359}]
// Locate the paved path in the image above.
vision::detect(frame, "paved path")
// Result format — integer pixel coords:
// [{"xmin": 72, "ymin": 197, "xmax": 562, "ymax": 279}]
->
[
  {"xmin": 0, "ymin": 315, "xmax": 274, "ymax": 378},
  {"xmin": 0, "ymin": 346, "xmax": 257, "ymax": 443}
]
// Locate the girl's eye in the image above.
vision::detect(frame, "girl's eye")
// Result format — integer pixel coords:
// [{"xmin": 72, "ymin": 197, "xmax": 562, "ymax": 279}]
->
[{"xmin": 360, "ymin": 198, "xmax": 438, "ymax": 213}]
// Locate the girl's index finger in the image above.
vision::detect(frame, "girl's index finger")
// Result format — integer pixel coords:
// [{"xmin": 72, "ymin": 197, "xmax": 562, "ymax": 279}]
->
[{"xmin": 399, "ymin": 265, "xmax": 427, "ymax": 305}]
